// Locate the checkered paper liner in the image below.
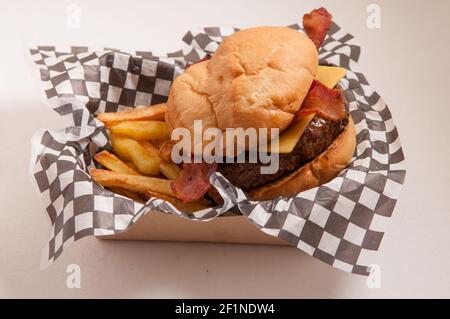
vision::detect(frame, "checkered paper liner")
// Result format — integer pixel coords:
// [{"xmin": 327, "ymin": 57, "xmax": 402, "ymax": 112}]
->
[{"xmin": 29, "ymin": 22, "xmax": 405, "ymax": 275}]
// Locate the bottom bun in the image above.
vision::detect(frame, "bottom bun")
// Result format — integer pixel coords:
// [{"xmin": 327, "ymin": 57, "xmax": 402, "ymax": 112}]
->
[{"xmin": 248, "ymin": 115, "xmax": 356, "ymax": 201}]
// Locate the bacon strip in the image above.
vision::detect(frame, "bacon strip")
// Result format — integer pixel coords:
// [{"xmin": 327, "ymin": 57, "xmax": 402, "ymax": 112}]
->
[
  {"xmin": 171, "ymin": 163, "xmax": 218, "ymax": 203},
  {"xmin": 297, "ymin": 80, "xmax": 346, "ymax": 121},
  {"xmin": 303, "ymin": 7, "xmax": 333, "ymax": 49}
]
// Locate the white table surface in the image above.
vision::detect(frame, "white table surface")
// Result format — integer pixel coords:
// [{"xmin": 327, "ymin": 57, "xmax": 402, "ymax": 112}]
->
[{"xmin": 1, "ymin": 0, "xmax": 449, "ymax": 298}]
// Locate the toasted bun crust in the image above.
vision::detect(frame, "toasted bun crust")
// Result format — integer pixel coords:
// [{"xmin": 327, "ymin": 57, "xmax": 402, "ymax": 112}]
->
[
  {"xmin": 248, "ymin": 116, "xmax": 356, "ymax": 201},
  {"xmin": 166, "ymin": 27, "xmax": 318, "ymax": 140}
]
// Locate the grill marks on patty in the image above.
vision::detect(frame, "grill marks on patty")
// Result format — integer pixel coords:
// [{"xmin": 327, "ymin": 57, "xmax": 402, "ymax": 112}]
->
[{"xmin": 218, "ymin": 114, "xmax": 349, "ymax": 191}]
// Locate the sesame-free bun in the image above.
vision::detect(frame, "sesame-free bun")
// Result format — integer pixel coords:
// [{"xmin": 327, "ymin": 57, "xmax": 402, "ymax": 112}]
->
[
  {"xmin": 166, "ymin": 26, "xmax": 318, "ymax": 138},
  {"xmin": 248, "ymin": 116, "xmax": 356, "ymax": 201}
]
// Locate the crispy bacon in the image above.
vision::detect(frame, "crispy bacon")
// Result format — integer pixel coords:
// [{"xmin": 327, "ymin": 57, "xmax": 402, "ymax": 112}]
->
[
  {"xmin": 297, "ymin": 80, "xmax": 346, "ymax": 121},
  {"xmin": 171, "ymin": 163, "xmax": 218, "ymax": 203},
  {"xmin": 303, "ymin": 7, "xmax": 333, "ymax": 49}
]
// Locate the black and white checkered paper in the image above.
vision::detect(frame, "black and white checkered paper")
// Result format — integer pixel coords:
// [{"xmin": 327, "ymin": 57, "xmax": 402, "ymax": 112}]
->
[{"xmin": 30, "ymin": 23, "xmax": 406, "ymax": 275}]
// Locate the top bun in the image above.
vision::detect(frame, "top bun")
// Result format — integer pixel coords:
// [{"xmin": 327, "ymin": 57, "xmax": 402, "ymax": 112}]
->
[{"xmin": 166, "ymin": 26, "xmax": 318, "ymax": 140}]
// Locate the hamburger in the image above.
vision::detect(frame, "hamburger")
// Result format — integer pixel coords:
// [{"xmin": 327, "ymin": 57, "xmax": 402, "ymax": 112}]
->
[{"xmin": 165, "ymin": 8, "xmax": 356, "ymax": 203}]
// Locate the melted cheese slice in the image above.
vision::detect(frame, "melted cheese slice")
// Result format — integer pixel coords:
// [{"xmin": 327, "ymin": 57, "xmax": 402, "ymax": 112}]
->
[
  {"xmin": 268, "ymin": 113, "xmax": 315, "ymax": 153},
  {"xmin": 316, "ymin": 65, "xmax": 347, "ymax": 89},
  {"xmin": 271, "ymin": 66, "xmax": 346, "ymax": 154}
]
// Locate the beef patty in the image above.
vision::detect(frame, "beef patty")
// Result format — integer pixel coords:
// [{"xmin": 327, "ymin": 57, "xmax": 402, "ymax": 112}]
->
[{"xmin": 217, "ymin": 114, "xmax": 349, "ymax": 191}]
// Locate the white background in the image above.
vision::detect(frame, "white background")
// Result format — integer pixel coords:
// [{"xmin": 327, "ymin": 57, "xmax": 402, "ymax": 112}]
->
[{"xmin": 1, "ymin": 0, "xmax": 449, "ymax": 298}]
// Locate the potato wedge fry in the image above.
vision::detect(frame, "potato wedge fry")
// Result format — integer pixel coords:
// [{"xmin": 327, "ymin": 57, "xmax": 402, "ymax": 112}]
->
[
  {"xmin": 94, "ymin": 151, "xmax": 139, "ymax": 175},
  {"xmin": 159, "ymin": 161, "xmax": 181, "ymax": 180},
  {"xmin": 151, "ymin": 139, "xmax": 169, "ymax": 149},
  {"xmin": 90, "ymin": 169, "xmax": 175, "ymax": 197},
  {"xmin": 107, "ymin": 187, "xmax": 146, "ymax": 203},
  {"xmin": 132, "ymin": 153, "xmax": 160, "ymax": 176},
  {"xmin": 159, "ymin": 140, "xmax": 177, "ymax": 163},
  {"xmin": 140, "ymin": 141, "xmax": 180, "ymax": 180},
  {"xmin": 146, "ymin": 191, "xmax": 211, "ymax": 213},
  {"xmin": 110, "ymin": 121, "xmax": 170, "ymax": 141},
  {"xmin": 97, "ymin": 103, "xmax": 167, "ymax": 128},
  {"xmin": 139, "ymin": 141, "xmax": 160, "ymax": 157},
  {"xmin": 110, "ymin": 133, "xmax": 132, "ymax": 162},
  {"xmin": 110, "ymin": 134, "xmax": 160, "ymax": 175},
  {"xmin": 126, "ymin": 161, "xmax": 138, "ymax": 172}
]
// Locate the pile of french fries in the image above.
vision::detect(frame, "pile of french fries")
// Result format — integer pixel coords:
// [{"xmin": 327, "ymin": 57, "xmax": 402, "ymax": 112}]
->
[{"xmin": 90, "ymin": 103, "xmax": 210, "ymax": 213}]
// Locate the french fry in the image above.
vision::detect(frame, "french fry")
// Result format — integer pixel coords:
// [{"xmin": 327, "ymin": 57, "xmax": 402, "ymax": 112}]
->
[
  {"xmin": 151, "ymin": 139, "xmax": 169, "ymax": 149},
  {"xmin": 159, "ymin": 161, "xmax": 181, "ymax": 180},
  {"xmin": 107, "ymin": 187, "xmax": 146, "ymax": 204},
  {"xmin": 94, "ymin": 151, "xmax": 139, "ymax": 175},
  {"xmin": 146, "ymin": 191, "xmax": 211, "ymax": 213},
  {"xmin": 97, "ymin": 103, "xmax": 167, "ymax": 128},
  {"xmin": 139, "ymin": 141, "xmax": 160, "ymax": 157},
  {"xmin": 125, "ymin": 161, "xmax": 138, "ymax": 172},
  {"xmin": 90, "ymin": 169, "xmax": 175, "ymax": 197},
  {"xmin": 159, "ymin": 140, "xmax": 177, "ymax": 163},
  {"xmin": 110, "ymin": 121, "xmax": 170, "ymax": 141},
  {"xmin": 110, "ymin": 134, "xmax": 160, "ymax": 175},
  {"xmin": 110, "ymin": 133, "xmax": 132, "ymax": 161},
  {"xmin": 140, "ymin": 141, "xmax": 180, "ymax": 180}
]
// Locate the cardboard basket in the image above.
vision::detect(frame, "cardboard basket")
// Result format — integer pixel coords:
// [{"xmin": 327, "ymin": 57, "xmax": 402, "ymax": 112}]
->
[{"xmin": 100, "ymin": 212, "xmax": 288, "ymax": 245}]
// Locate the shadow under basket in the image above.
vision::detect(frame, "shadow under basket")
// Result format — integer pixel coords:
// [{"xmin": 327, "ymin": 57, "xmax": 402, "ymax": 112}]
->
[{"xmin": 98, "ymin": 211, "xmax": 289, "ymax": 246}]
